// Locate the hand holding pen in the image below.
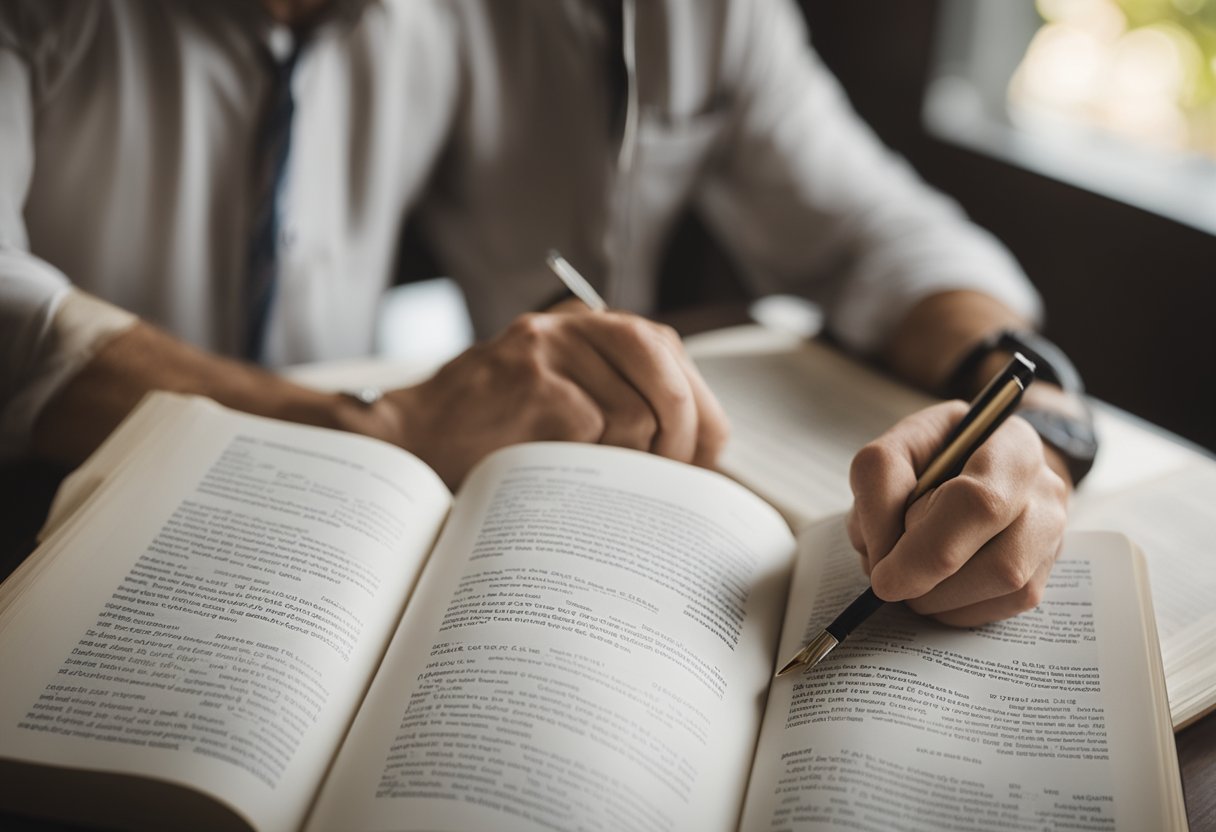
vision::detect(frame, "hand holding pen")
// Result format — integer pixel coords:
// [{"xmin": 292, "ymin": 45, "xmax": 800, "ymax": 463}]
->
[
  {"xmin": 542, "ymin": 249, "xmax": 730, "ymax": 466},
  {"xmin": 779, "ymin": 352, "xmax": 1068, "ymax": 675}
]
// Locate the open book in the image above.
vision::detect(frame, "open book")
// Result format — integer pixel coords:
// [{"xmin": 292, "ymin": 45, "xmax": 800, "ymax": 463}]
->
[{"xmin": 0, "ymin": 394, "xmax": 1186, "ymax": 831}]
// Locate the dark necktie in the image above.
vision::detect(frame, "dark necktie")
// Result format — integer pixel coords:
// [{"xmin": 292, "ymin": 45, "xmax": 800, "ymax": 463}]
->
[
  {"xmin": 602, "ymin": 1, "xmax": 627, "ymax": 140},
  {"xmin": 244, "ymin": 41, "xmax": 302, "ymax": 363}
]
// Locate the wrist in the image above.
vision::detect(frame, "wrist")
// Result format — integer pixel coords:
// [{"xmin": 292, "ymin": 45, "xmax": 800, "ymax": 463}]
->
[
  {"xmin": 882, "ymin": 291, "xmax": 1031, "ymax": 391},
  {"xmin": 1036, "ymin": 437, "xmax": 1076, "ymax": 492},
  {"xmin": 943, "ymin": 328, "xmax": 1085, "ymax": 401},
  {"xmin": 328, "ymin": 387, "xmax": 407, "ymax": 447},
  {"xmin": 945, "ymin": 329, "xmax": 1098, "ymax": 486}
]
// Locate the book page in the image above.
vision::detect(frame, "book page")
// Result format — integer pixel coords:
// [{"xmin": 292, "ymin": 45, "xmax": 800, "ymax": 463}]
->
[
  {"xmin": 0, "ymin": 396, "xmax": 452, "ymax": 832},
  {"xmin": 688, "ymin": 329, "xmax": 1202, "ymax": 526},
  {"xmin": 305, "ymin": 442, "xmax": 796, "ymax": 832},
  {"xmin": 689, "ymin": 340, "xmax": 933, "ymax": 528},
  {"xmin": 738, "ymin": 523, "xmax": 1185, "ymax": 831},
  {"xmin": 1071, "ymin": 459, "xmax": 1216, "ymax": 727},
  {"xmin": 41, "ymin": 392, "xmax": 184, "ymax": 541},
  {"xmin": 0, "ymin": 395, "xmax": 192, "ymax": 624}
]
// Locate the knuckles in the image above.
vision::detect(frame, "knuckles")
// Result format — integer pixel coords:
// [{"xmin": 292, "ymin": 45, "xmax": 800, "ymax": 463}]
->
[
  {"xmin": 918, "ymin": 542, "xmax": 969, "ymax": 581},
  {"xmin": 457, "ymin": 310, "xmax": 729, "ymax": 460},
  {"xmin": 601, "ymin": 313, "xmax": 680, "ymax": 359},
  {"xmin": 604, "ymin": 399, "xmax": 659, "ymax": 447},
  {"xmin": 564, "ymin": 409, "xmax": 606, "ymax": 444},
  {"xmin": 653, "ymin": 322, "xmax": 682, "ymax": 349},
  {"xmin": 533, "ymin": 387, "xmax": 604, "ymax": 443},
  {"xmin": 939, "ymin": 474, "xmax": 1011, "ymax": 529},
  {"xmin": 1003, "ymin": 416, "xmax": 1050, "ymax": 478},
  {"xmin": 492, "ymin": 317, "xmax": 562, "ymax": 389},
  {"xmin": 1005, "ymin": 412, "xmax": 1043, "ymax": 449},
  {"xmin": 849, "ymin": 441, "xmax": 903, "ymax": 493},
  {"xmin": 1012, "ymin": 580, "xmax": 1047, "ymax": 613},
  {"xmin": 656, "ymin": 381, "xmax": 692, "ymax": 413},
  {"xmin": 990, "ymin": 554, "xmax": 1036, "ymax": 596},
  {"xmin": 504, "ymin": 311, "xmax": 553, "ymax": 344},
  {"xmin": 505, "ymin": 349, "xmax": 550, "ymax": 390}
]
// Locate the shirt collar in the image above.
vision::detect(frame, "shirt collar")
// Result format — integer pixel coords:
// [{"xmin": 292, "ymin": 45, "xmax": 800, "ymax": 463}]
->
[{"xmin": 209, "ymin": 0, "xmax": 380, "ymax": 43}]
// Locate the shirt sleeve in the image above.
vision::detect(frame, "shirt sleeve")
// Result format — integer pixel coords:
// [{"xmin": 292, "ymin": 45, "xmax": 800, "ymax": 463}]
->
[
  {"xmin": 698, "ymin": 0, "xmax": 1042, "ymax": 355},
  {"xmin": 0, "ymin": 41, "xmax": 134, "ymax": 458}
]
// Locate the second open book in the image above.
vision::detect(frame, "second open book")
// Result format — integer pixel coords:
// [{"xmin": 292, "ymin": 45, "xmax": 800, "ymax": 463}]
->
[{"xmin": 0, "ymin": 394, "xmax": 1186, "ymax": 830}]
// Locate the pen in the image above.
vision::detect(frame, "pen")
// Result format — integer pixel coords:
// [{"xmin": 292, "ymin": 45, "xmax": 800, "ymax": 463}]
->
[
  {"xmin": 775, "ymin": 351, "xmax": 1037, "ymax": 677},
  {"xmin": 545, "ymin": 250, "xmax": 608, "ymax": 311}
]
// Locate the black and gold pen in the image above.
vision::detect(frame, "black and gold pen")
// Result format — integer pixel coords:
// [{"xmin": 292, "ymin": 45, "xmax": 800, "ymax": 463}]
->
[{"xmin": 775, "ymin": 351, "xmax": 1037, "ymax": 677}]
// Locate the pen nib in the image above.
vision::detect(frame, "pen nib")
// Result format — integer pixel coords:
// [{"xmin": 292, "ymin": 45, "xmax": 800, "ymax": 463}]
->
[{"xmin": 775, "ymin": 631, "xmax": 840, "ymax": 677}]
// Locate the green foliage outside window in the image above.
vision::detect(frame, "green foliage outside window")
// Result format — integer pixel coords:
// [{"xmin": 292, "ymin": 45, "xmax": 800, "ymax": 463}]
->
[{"xmin": 1016, "ymin": 0, "xmax": 1216, "ymax": 157}]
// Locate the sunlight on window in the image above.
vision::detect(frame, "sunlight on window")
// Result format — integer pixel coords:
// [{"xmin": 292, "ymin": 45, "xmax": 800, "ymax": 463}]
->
[{"xmin": 1009, "ymin": 0, "xmax": 1216, "ymax": 158}]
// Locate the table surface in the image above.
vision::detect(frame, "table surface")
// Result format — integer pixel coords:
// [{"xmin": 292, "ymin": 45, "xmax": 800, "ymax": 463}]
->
[{"xmin": 1, "ymin": 318, "xmax": 1212, "ymax": 832}]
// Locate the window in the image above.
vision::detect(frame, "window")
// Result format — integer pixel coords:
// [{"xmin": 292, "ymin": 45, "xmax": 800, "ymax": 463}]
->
[{"xmin": 925, "ymin": 0, "xmax": 1216, "ymax": 234}]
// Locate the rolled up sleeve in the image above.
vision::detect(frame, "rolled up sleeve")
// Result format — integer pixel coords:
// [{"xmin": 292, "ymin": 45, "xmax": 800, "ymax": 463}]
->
[
  {"xmin": 0, "ymin": 46, "xmax": 133, "ymax": 457},
  {"xmin": 700, "ymin": 0, "xmax": 1042, "ymax": 355}
]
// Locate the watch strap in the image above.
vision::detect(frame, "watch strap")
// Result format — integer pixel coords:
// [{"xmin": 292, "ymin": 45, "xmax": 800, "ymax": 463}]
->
[
  {"xmin": 944, "ymin": 329, "xmax": 1098, "ymax": 486},
  {"xmin": 945, "ymin": 329, "xmax": 1085, "ymax": 400}
]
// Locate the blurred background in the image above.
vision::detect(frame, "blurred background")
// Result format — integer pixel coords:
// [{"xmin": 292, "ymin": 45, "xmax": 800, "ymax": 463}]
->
[
  {"xmin": 793, "ymin": 0, "xmax": 1216, "ymax": 453},
  {"xmin": 390, "ymin": 0, "xmax": 1216, "ymax": 453}
]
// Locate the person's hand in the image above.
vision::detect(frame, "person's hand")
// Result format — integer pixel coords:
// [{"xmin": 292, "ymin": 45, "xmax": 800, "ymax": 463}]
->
[
  {"xmin": 376, "ymin": 309, "xmax": 730, "ymax": 488},
  {"xmin": 845, "ymin": 400, "xmax": 1069, "ymax": 626}
]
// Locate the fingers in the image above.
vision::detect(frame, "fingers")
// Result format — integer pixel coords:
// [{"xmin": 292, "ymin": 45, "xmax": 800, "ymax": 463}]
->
[
  {"xmin": 579, "ymin": 316, "xmax": 696, "ymax": 461},
  {"xmin": 661, "ymin": 328, "xmax": 731, "ymax": 467},
  {"xmin": 386, "ymin": 308, "xmax": 729, "ymax": 487},
  {"xmin": 456, "ymin": 310, "xmax": 727, "ymax": 467},
  {"xmin": 869, "ymin": 415, "xmax": 1044, "ymax": 601},
  {"xmin": 903, "ymin": 502, "xmax": 1064, "ymax": 617},
  {"xmin": 916, "ymin": 556, "xmax": 1055, "ymax": 628},
  {"xmin": 850, "ymin": 404, "xmax": 1069, "ymax": 627},
  {"xmin": 550, "ymin": 334, "xmax": 659, "ymax": 452},
  {"xmin": 849, "ymin": 401, "xmax": 968, "ymax": 574},
  {"xmin": 486, "ymin": 316, "xmax": 608, "ymax": 443},
  {"xmin": 574, "ymin": 313, "xmax": 725, "ymax": 464},
  {"xmin": 845, "ymin": 507, "xmax": 873, "ymax": 575}
]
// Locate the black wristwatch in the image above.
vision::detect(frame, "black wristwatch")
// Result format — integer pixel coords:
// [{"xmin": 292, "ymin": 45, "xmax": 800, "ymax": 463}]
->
[{"xmin": 945, "ymin": 329, "xmax": 1099, "ymax": 485}]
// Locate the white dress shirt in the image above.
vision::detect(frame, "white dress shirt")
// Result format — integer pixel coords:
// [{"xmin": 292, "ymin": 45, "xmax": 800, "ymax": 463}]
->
[
  {"xmin": 421, "ymin": 0, "xmax": 1042, "ymax": 343},
  {"xmin": 0, "ymin": 0, "xmax": 459, "ymax": 453},
  {"xmin": 0, "ymin": 0, "xmax": 1042, "ymax": 456}
]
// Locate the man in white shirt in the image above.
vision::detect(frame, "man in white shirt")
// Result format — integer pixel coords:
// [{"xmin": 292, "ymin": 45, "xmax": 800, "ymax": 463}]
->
[
  {"xmin": 0, "ymin": 0, "xmax": 1083, "ymax": 626},
  {"xmin": 416, "ymin": 0, "xmax": 1092, "ymax": 628},
  {"xmin": 0, "ymin": 0, "xmax": 729, "ymax": 487}
]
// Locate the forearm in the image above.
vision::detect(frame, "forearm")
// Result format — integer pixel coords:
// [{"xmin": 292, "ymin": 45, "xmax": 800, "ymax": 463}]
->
[
  {"xmin": 880, "ymin": 290, "xmax": 1030, "ymax": 391},
  {"xmin": 31, "ymin": 308, "xmax": 730, "ymax": 492},
  {"xmin": 30, "ymin": 321, "xmax": 398, "ymax": 465}
]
